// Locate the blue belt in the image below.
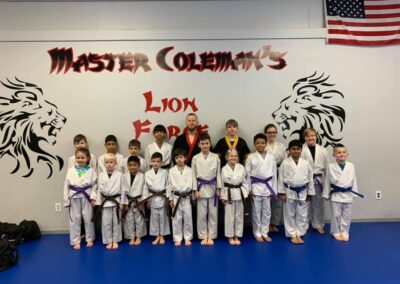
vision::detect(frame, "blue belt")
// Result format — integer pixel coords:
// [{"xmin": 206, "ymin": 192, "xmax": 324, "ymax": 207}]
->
[
  {"xmin": 330, "ymin": 184, "xmax": 364, "ymax": 198},
  {"xmin": 284, "ymin": 183, "xmax": 307, "ymax": 199}
]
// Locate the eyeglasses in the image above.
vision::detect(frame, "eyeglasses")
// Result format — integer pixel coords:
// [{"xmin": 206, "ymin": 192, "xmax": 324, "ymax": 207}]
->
[{"xmin": 266, "ymin": 131, "xmax": 277, "ymax": 134}]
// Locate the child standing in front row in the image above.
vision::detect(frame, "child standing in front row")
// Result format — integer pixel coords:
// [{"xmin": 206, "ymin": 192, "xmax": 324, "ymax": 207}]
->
[
  {"xmin": 245, "ymin": 133, "xmax": 278, "ymax": 243},
  {"xmin": 98, "ymin": 135, "xmax": 124, "ymax": 174},
  {"xmin": 68, "ymin": 134, "xmax": 97, "ymax": 169},
  {"xmin": 142, "ymin": 152, "xmax": 170, "ymax": 245},
  {"xmin": 323, "ymin": 144, "xmax": 363, "ymax": 242},
  {"xmin": 168, "ymin": 149, "xmax": 197, "ymax": 246},
  {"xmin": 192, "ymin": 133, "xmax": 222, "ymax": 246},
  {"xmin": 122, "ymin": 156, "xmax": 147, "ymax": 246},
  {"xmin": 278, "ymin": 140, "xmax": 315, "ymax": 245},
  {"xmin": 221, "ymin": 148, "xmax": 248, "ymax": 245},
  {"xmin": 96, "ymin": 153, "xmax": 124, "ymax": 249},
  {"xmin": 63, "ymin": 148, "xmax": 97, "ymax": 250},
  {"xmin": 122, "ymin": 139, "xmax": 147, "ymax": 174}
]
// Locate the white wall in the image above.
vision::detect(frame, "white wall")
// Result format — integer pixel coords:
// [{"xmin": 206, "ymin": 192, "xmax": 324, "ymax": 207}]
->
[{"xmin": 0, "ymin": 1, "xmax": 399, "ymax": 232}]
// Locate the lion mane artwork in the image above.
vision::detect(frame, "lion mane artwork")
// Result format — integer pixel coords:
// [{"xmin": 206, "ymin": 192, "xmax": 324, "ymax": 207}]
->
[
  {"xmin": 272, "ymin": 72, "xmax": 345, "ymax": 147},
  {"xmin": 0, "ymin": 78, "xmax": 66, "ymax": 178}
]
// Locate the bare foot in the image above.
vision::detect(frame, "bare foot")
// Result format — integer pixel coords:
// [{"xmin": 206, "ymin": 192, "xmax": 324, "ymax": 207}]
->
[
  {"xmin": 185, "ymin": 240, "xmax": 191, "ymax": 246},
  {"xmin": 129, "ymin": 239, "xmax": 136, "ymax": 246},
  {"xmin": 256, "ymin": 236, "xmax": 264, "ymax": 243},
  {"xmin": 290, "ymin": 237, "xmax": 298, "ymax": 244},
  {"xmin": 112, "ymin": 242, "xmax": 119, "ymax": 249},
  {"xmin": 159, "ymin": 236, "xmax": 166, "ymax": 245},
  {"xmin": 333, "ymin": 234, "xmax": 343, "ymax": 241},
  {"xmin": 341, "ymin": 234, "xmax": 349, "ymax": 242},
  {"xmin": 315, "ymin": 228, "xmax": 325, "ymax": 234},
  {"xmin": 269, "ymin": 225, "xmax": 279, "ymax": 233},
  {"xmin": 106, "ymin": 243, "xmax": 112, "ymax": 249},
  {"xmin": 152, "ymin": 236, "xmax": 160, "ymax": 245},
  {"xmin": 201, "ymin": 239, "xmax": 207, "ymax": 246},
  {"xmin": 296, "ymin": 236, "xmax": 304, "ymax": 244},
  {"xmin": 73, "ymin": 243, "xmax": 81, "ymax": 250},
  {"xmin": 228, "ymin": 238, "xmax": 235, "ymax": 245},
  {"xmin": 234, "ymin": 237, "xmax": 241, "ymax": 245},
  {"xmin": 175, "ymin": 240, "xmax": 182, "ymax": 246},
  {"xmin": 86, "ymin": 241, "xmax": 93, "ymax": 248},
  {"xmin": 207, "ymin": 239, "xmax": 214, "ymax": 246},
  {"xmin": 134, "ymin": 237, "xmax": 142, "ymax": 246},
  {"xmin": 263, "ymin": 235, "xmax": 272, "ymax": 242}
]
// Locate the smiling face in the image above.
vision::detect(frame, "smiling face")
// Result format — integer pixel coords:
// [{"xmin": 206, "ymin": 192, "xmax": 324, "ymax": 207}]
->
[
  {"xmin": 254, "ymin": 138, "xmax": 266, "ymax": 153},
  {"xmin": 127, "ymin": 161, "xmax": 140, "ymax": 175},
  {"xmin": 226, "ymin": 150, "xmax": 238, "ymax": 166},
  {"xmin": 334, "ymin": 146, "xmax": 348, "ymax": 163},
  {"xmin": 151, "ymin": 157, "xmax": 162, "ymax": 171},
  {"xmin": 75, "ymin": 151, "xmax": 89, "ymax": 167},
  {"xmin": 304, "ymin": 131, "xmax": 317, "ymax": 146},
  {"xmin": 198, "ymin": 139, "xmax": 211, "ymax": 153},
  {"xmin": 289, "ymin": 145, "xmax": 302, "ymax": 160},
  {"xmin": 74, "ymin": 139, "xmax": 88, "ymax": 150},
  {"xmin": 265, "ymin": 126, "xmax": 277, "ymax": 143},
  {"xmin": 186, "ymin": 114, "xmax": 198, "ymax": 131}
]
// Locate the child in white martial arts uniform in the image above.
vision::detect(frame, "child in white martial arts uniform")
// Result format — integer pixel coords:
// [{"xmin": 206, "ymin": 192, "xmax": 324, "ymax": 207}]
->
[
  {"xmin": 264, "ymin": 124, "xmax": 287, "ymax": 233},
  {"xmin": 122, "ymin": 139, "xmax": 147, "ymax": 174},
  {"xmin": 67, "ymin": 134, "xmax": 97, "ymax": 169},
  {"xmin": 122, "ymin": 156, "xmax": 147, "ymax": 246},
  {"xmin": 245, "ymin": 133, "xmax": 278, "ymax": 243},
  {"xmin": 278, "ymin": 140, "xmax": 315, "ymax": 245},
  {"xmin": 63, "ymin": 148, "xmax": 97, "ymax": 250},
  {"xmin": 168, "ymin": 149, "xmax": 197, "ymax": 246},
  {"xmin": 323, "ymin": 144, "xmax": 363, "ymax": 242},
  {"xmin": 221, "ymin": 148, "xmax": 248, "ymax": 245},
  {"xmin": 192, "ymin": 133, "xmax": 221, "ymax": 246},
  {"xmin": 301, "ymin": 128, "xmax": 329, "ymax": 234},
  {"xmin": 96, "ymin": 153, "xmax": 124, "ymax": 249},
  {"xmin": 98, "ymin": 134, "xmax": 124, "ymax": 174},
  {"xmin": 142, "ymin": 152, "xmax": 170, "ymax": 245},
  {"xmin": 145, "ymin": 124, "xmax": 172, "ymax": 170}
]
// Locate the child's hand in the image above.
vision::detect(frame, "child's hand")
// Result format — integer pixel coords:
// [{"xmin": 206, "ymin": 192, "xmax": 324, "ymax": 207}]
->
[
  {"xmin": 120, "ymin": 204, "xmax": 127, "ymax": 212},
  {"xmin": 221, "ymin": 200, "xmax": 227, "ymax": 205},
  {"xmin": 195, "ymin": 191, "xmax": 200, "ymax": 200},
  {"xmin": 170, "ymin": 200, "xmax": 175, "ymax": 208},
  {"xmin": 249, "ymin": 191, "xmax": 254, "ymax": 197},
  {"xmin": 146, "ymin": 202, "xmax": 151, "ymax": 209},
  {"xmin": 90, "ymin": 199, "xmax": 96, "ymax": 207},
  {"xmin": 323, "ymin": 197, "xmax": 330, "ymax": 201},
  {"xmin": 306, "ymin": 195, "xmax": 312, "ymax": 202},
  {"xmin": 216, "ymin": 189, "xmax": 221, "ymax": 197},
  {"xmin": 280, "ymin": 194, "xmax": 287, "ymax": 203}
]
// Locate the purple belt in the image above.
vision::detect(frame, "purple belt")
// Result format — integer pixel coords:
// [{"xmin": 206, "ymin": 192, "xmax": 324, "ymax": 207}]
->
[
  {"xmin": 68, "ymin": 184, "xmax": 92, "ymax": 222},
  {"xmin": 197, "ymin": 177, "xmax": 218, "ymax": 206},
  {"xmin": 250, "ymin": 176, "xmax": 279, "ymax": 201},
  {"xmin": 313, "ymin": 173, "xmax": 323, "ymax": 192}
]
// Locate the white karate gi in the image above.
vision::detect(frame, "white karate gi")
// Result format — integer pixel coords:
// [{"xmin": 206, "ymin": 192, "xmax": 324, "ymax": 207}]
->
[
  {"xmin": 121, "ymin": 155, "xmax": 147, "ymax": 174},
  {"xmin": 167, "ymin": 165, "xmax": 197, "ymax": 242},
  {"xmin": 63, "ymin": 167, "xmax": 97, "ymax": 246},
  {"xmin": 221, "ymin": 163, "xmax": 248, "ymax": 238},
  {"xmin": 144, "ymin": 142, "xmax": 172, "ymax": 169},
  {"xmin": 301, "ymin": 143, "xmax": 329, "ymax": 230},
  {"xmin": 143, "ymin": 168, "xmax": 170, "ymax": 236},
  {"xmin": 266, "ymin": 141, "xmax": 287, "ymax": 226},
  {"xmin": 97, "ymin": 152, "xmax": 124, "ymax": 174},
  {"xmin": 191, "ymin": 152, "xmax": 222, "ymax": 240},
  {"xmin": 96, "ymin": 171, "xmax": 124, "ymax": 244},
  {"xmin": 245, "ymin": 151, "xmax": 277, "ymax": 238},
  {"xmin": 278, "ymin": 157, "xmax": 315, "ymax": 238},
  {"xmin": 323, "ymin": 161, "xmax": 359, "ymax": 238},
  {"xmin": 121, "ymin": 172, "xmax": 147, "ymax": 239},
  {"xmin": 68, "ymin": 154, "xmax": 97, "ymax": 169}
]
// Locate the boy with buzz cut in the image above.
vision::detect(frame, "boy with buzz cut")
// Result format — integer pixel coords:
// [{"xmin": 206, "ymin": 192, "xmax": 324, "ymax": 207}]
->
[
  {"xmin": 168, "ymin": 148, "xmax": 197, "ymax": 247},
  {"xmin": 121, "ymin": 156, "xmax": 147, "ymax": 246},
  {"xmin": 98, "ymin": 134, "xmax": 124, "ymax": 174},
  {"xmin": 191, "ymin": 132, "xmax": 222, "ymax": 246},
  {"xmin": 145, "ymin": 125, "xmax": 172, "ymax": 170},
  {"xmin": 278, "ymin": 140, "xmax": 315, "ymax": 245},
  {"xmin": 96, "ymin": 153, "xmax": 125, "ymax": 250},
  {"xmin": 140, "ymin": 152, "xmax": 170, "ymax": 245},
  {"xmin": 245, "ymin": 133, "xmax": 278, "ymax": 243},
  {"xmin": 68, "ymin": 134, "xmax": 97, "ymax": 169},
  {"xmin": 323, "ymin": 144, "xmax": 363, "ymax": 242},
  {"xmin": 122, "ymin": 139, "xmax": 147, "ymax": 174},
  {"xmin": 214, "ymin": 119, "xmax": 251, "ymax": 167}
]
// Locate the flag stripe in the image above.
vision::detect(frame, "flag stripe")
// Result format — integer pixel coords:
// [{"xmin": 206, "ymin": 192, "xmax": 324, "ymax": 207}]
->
[
  {"xmin": 328, "ymin": 28, "xmax": 400, "ymax": 36},
  {"xmin": 365, "ymin": 4, "xmax": 400, "ymax": 9},
  {"xmin": 327, "ymin": 38, "xmax": 400, "ymax": 45},
  {"xmin": 329, "ymin": 24, "xmax": 400, "ymax": 31},
  {"xmin": 328, "ymin": 19, "xmax": 400, "ymax": 27},
  {"xmin": 366, "ymin": 12, "xmax": 400, "ymax": 18}
]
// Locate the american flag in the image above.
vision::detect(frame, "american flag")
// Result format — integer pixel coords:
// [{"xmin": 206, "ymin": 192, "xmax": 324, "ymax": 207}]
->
[{"xmin": 325, "ymin": 0, "xmax": 400, "ymax": 46}]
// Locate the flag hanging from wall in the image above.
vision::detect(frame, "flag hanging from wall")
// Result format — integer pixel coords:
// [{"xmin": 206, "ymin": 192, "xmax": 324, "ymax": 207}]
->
[{"xmin": 325, "ymin": 0, "xmax": 400, "ymax": 46}]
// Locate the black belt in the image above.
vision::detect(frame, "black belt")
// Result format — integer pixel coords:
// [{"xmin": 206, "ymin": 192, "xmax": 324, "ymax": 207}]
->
[
  {"xmin": 122, "ymin": 195, "xmax": 144, "ymax": 219},
  {"xmin": 92, "ymin": 193, "xmax": 121, "ymax": 224},
  {"xmin": 172, "ymin": 191, "xmax": 192, "ymax": 218},
  {"xmin": 223, "ymin": 182, "xmax": 247, "ymax": 214}
]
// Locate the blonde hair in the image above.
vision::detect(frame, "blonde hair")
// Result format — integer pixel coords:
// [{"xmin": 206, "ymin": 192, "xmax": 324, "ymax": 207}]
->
[
  {"xmin": 104, "ymin": 153, "xmax": 116, "ymax": 162},
  {"xmin": 303, "ymin": 128, "xmax": 318, "ymax": 138}
]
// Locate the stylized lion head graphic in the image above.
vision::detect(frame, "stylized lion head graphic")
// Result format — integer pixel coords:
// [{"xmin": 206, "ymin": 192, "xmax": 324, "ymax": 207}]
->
[
  {"xmin": 272, "ymin": 72, "xmax": 345, "ymax": 147},
  {"xmin": 0, "ymin": 78, "xmax": 67, "ymax": 178}
]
